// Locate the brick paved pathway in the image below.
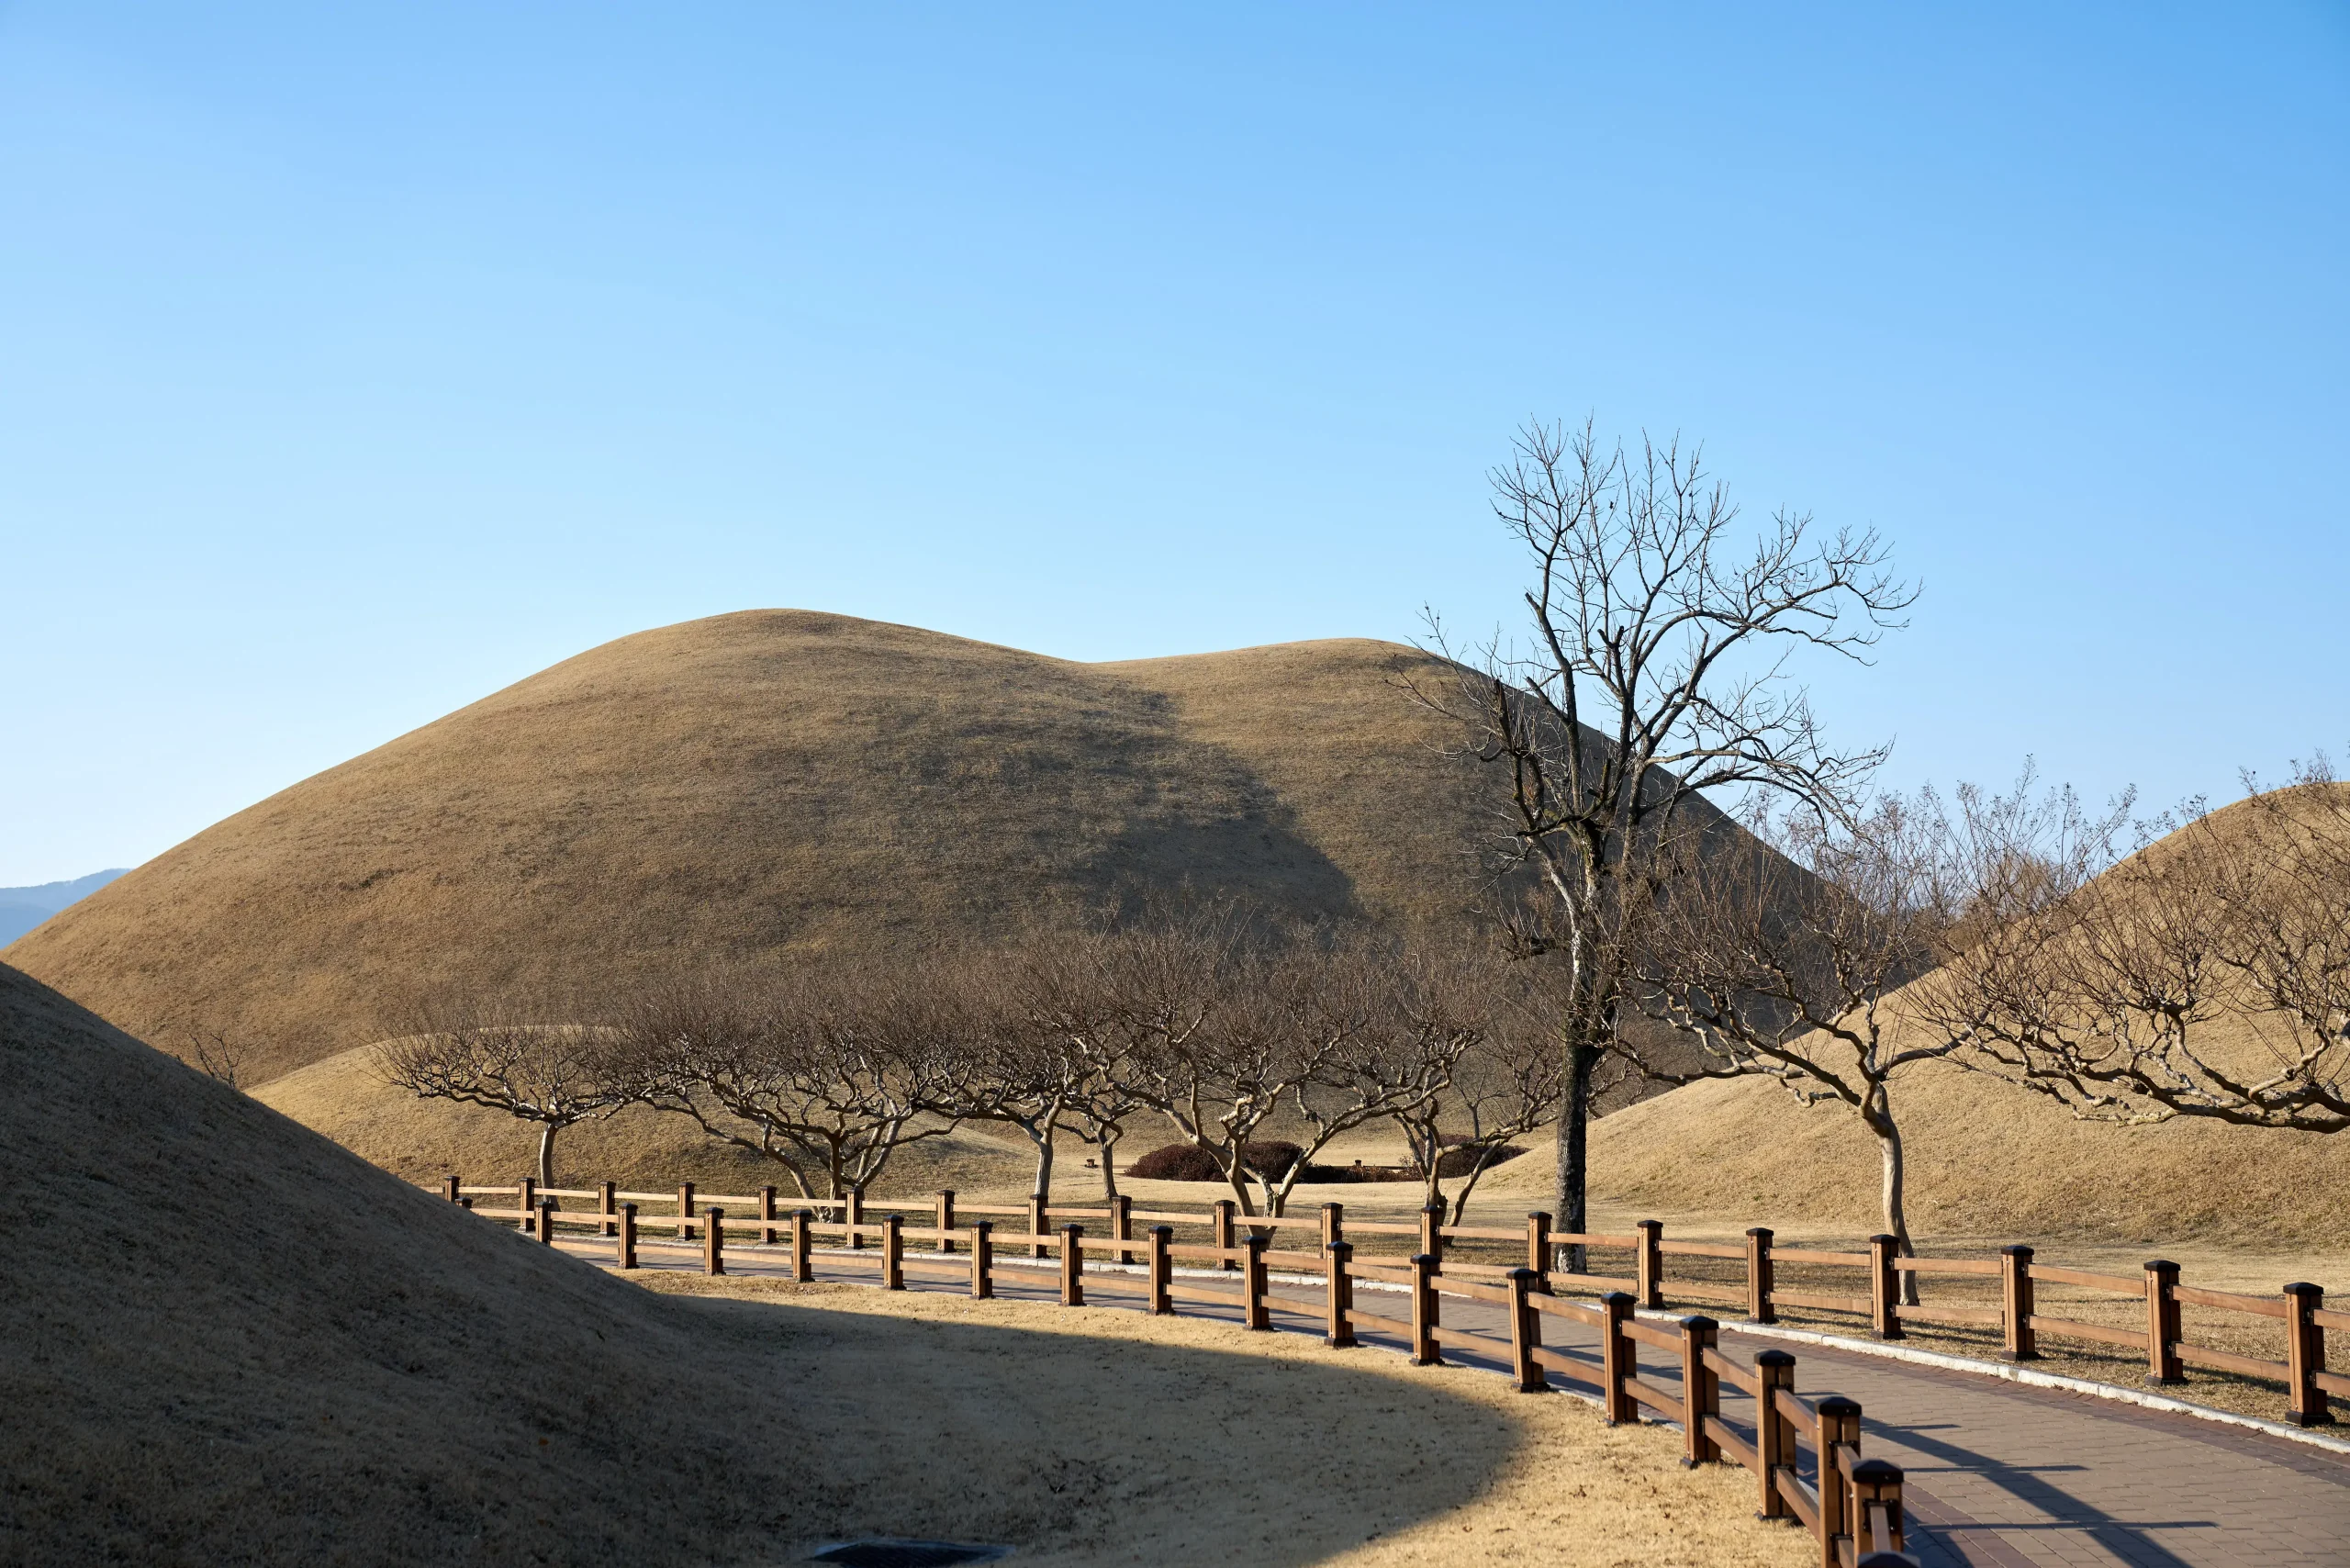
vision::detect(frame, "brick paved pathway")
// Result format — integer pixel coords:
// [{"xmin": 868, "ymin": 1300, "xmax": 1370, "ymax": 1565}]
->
[{"xmin": 561, "ymin": 1238, "xmax": 2350, "ymax": 1567}]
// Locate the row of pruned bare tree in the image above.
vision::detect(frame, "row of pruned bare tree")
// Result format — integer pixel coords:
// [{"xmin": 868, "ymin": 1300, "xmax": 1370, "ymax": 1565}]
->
[{"xmin": 375, "ymin": 914, "xmax": 1568, "ymax": 1226}]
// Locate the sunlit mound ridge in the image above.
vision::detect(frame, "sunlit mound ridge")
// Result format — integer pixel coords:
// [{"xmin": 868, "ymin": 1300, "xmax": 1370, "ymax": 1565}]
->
[{"xmin": 6, "ymin": 609, "xmax": 1521, "ymax": 1085}]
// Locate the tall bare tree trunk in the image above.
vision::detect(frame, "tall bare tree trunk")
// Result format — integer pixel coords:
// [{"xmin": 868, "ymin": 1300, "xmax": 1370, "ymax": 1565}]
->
[
  {"xmin": 1556, "ymin": 1036, "xmax": 1597, "ymax": 1272},
  {"xmin": 1863, "ymin": 1088, "xmax": 1919, "ymax": 1306},
  {"xmin": 1096, "ymin": 1131, "xmax": 1120, "ymax": 1199},
  {"xmin": 1032, "ymin": 1135, "xmax": 1055, "ymax": 1209},
  {"xmin": 537, "ymin": 1123, "xmax": 556, "ymax": 1192}
]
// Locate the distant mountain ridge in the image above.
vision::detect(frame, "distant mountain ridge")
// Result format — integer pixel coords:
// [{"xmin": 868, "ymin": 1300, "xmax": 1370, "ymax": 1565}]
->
[{"xmin": 0, "ymin": 870, "xmax": 128, "ymax": 946}]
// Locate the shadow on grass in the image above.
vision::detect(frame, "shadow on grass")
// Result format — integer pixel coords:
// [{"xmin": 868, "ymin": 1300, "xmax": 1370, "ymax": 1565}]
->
[{"xmin": 643, "ymin": 1279, "xmax": 1524, "ymax": 1564}]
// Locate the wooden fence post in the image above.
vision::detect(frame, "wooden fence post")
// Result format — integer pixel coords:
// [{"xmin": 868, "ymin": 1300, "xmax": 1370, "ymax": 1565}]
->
[
  {"xmin": 1420, "ymin": 1203, "xmax": 1445, "ymax": 1260},
  {"xmin": 1147, "ymin": 1225, "xmax": 1173, "ymax": 1316},
  {"xmin": 882, "ymin": 1213, "xmax": 904, "ymax": 1291},
  {"xmin": 1754, "ymin": 1349, "xmax": 1796, "ymax": 1518},
  {"xmin": 534, "ymin": 1197, "xmax": 555, "ymax": 1246},
  {"xmin": 1817, "ymin": 1394, "xmax": 1862, "ymax": 1565},
  {"xmin": 936, "ymin": 1189, "xmax": 957, "ymax": 1255},
  {"xmin": 704, "ymin": 1208, "xmax": 726, "ymax": 1276},
  {"xmin": 519, "ymin": 1176, "xmax": 537, "ymax": 1233},
  {"xmin": 1636, "ymin": 1219, "xmax": 1664, "ymax": 1309},
  {"xmin": 456, "ymin": 1196, "xmax": 474, "ymax": 1212},
  {"xmin": 1601, "ymin": 1291, "xmax": 1636, "ymax": 1425},
  {"xmin": 1022, "ymin": 1192, "xmax": 1044, "ymax": 1260},
  {"xmin": 600, "ymin": 1181, "xmax": 618, "ymax": 1238},
  {"xmin": 791, "ymin": 1209, "xmax": 812, "ymax": 1282},
  {"xmin": 618, "ymin": 1203, "xmax": 637, "ymax": 1270},
  {"xmin": 1848, "ymin": 1457, "xmax": 1906, "ymax": 1555},
  {"xmin": 1325, "ymin": 1240, "xmax": 1355, "ymax": 1348},
  {"xmin": 1527, "ymin": 1212, "xmax": 1553, "ymax": 1293},
  {"xmin": 1869, "ymin": 1235, "xmax": 1904, "ymax": 1339},
  {"xmin": 1243, "ymin": 1234, "xmax": 1270, "ymax": 1330},
  {"xmin": 1321, "ymin": 1201, "xmax": 1344, "ymax": 1255},
  {"xmin": 1679, "ymin": 1315, "xmax": 1719, "ymax": 1466},
  {"xmin": 442, "ymin": 1174, "xmax": 460, "ymax": 1203},
  {"xmin": 676, "ymin": 1182, "xmax": 695, "ymax": 1241},
  {"xmin": 1506, "ymin": 1268, "xmax": 1545, "ymax": 1393},
  {"xmin": 1409, "ymin": 1253, "xmax": 1441, "ymax": 1365},
  {"xmin": 2000, "ymin": 1246, "xmax": 2037, "ymax": 1360},
  {"xmin": 1212, "ymin": 1200, "xmax": 1237, "ymax": 1271},
  {"xmin": 1060, "ymin": 1224, "xmax": 1084, "ymax": 1306},
  {"xmin": 970, "ymin": 1219, "xmax": 993, "ymax": 1299},
  {"xmin": 2285, "ymin": 1282, "xmax": 2333, "ymax": 1428},
  {"xmin": 757, "ymin": 1186, "xmax": 778, "ymax": 1246},
  {"xmin": 2143, "ymin": 1260, "xmax": 2183, "ymax": 1384},
  {"xmin": 1746, "ymin": 1226, "xmax": 1775, "ymax": 1323},
  {"xmin": 847, "ymin": 1187, "xmax": 866, "ymax": 1250},
  {"xmin": 1112, "ymin": 1194, "xmax": 1132, "ymax": 1263}
]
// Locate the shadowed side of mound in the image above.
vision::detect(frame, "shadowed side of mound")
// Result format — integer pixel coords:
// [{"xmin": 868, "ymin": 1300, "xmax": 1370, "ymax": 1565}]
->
[{"xmin": 0, "ymin": 959, "xmax": 812, "ymax": 1567}]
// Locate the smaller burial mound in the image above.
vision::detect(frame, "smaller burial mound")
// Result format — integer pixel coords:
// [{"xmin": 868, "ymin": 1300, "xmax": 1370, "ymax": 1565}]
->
[
  {"xmin": 256, "ymin": 1040, "xmax": 1035, "ymax": 1196},
  {"xmin": 0, "ymin": 960, "xmax": 810, "ymax": 1566}
]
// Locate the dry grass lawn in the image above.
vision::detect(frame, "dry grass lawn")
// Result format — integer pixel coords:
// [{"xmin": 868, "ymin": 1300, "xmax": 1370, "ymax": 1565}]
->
[{"xmin": 635, "ymin": 1274, "xmax": 1814, "ymax": 1568}]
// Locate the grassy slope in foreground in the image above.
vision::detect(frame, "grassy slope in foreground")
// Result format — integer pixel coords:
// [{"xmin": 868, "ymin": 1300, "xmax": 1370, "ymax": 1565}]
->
[{"xmin": 0, "ymin": 959, "xmax": 1806, "ymax": 1568}]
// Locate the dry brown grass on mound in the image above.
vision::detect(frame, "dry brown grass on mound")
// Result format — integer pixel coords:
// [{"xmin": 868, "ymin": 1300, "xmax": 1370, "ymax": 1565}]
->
[
  {"xmin": 6, "ymin": 610, "xmax": 1530, "ymax": 1086},
  {"xmin": 636, "ymin": 1275, "xmax": 1811, "ymax": 1568},
  {"xmin": 0, "ymin": 958, "xmax": 822, "ymax": 1568}
]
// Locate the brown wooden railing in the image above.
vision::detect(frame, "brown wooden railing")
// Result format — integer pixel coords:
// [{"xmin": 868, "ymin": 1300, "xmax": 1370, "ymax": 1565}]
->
[{"xmin": 438, "ymin": 1180, "xmax": 1967, "ymax": 1566}]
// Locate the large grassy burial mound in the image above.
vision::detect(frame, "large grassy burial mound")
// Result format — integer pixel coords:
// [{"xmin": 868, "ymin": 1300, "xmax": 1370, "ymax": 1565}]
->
[
  {"xmin": 0, "ymin": 959, "xmax": 808, "ymax": 1565},
  {"xmin": 1589, "ymin": 786, "xmax": 2350, "ymax": 1249},
  {"xmin": 6, "ymin": 610, "xmax": 1516, "ymax": 1086}
]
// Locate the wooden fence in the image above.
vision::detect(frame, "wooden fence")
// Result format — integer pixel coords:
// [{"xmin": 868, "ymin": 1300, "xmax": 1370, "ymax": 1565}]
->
[
  {"xmin": 441, "ymin": 1178, "xmax": 2343, "ymax": 1433},
  {"xmin": 431, "ymin": 1178, "xmax": 2011, "ymax": 1568}
]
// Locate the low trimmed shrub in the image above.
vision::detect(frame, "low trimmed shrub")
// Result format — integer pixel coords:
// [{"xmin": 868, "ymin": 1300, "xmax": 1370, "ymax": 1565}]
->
[{"xmin": 1125, "ymin": 1141, "xmax": 1304, "ymax": 1182}]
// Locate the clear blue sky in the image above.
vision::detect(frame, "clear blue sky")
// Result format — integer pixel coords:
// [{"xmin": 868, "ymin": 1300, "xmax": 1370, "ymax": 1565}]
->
[{"xmin": 4, "ymin": 3, "xmax": 2344, "ymax": 885}]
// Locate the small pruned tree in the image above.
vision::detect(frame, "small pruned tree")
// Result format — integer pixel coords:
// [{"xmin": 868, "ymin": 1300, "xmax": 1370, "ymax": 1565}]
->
[
  {"xmin": 1924, "ymin": 760, "xmax": 2350, "ymax": 1134},
  {"xmin": 611, "ymin": 967, "xmax": 978, "ymax": 1201},
  {"xmin": 375, "ymin": 1000, "xmax": 627, "ymax": 1188},
  {"xmin": 1084, "ymin": 915, "xmax": 1480, "ymax": 1222},
  {"xmin": 1628, "ymin": 796, "xmax": 1967, "ymax": 1290},
  {"xmin": 1416, "ymin": 419, "xmax": 1914, "ymax": 1256},
  {"xmin": 1393, "ymin": 968, "xmax": 1565, "ymax": 1226}
]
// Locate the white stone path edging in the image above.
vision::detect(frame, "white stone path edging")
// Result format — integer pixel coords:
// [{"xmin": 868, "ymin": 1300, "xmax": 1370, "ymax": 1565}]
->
[
  {"xmin": 1707, "ymin": 1316, "xmax": 2350, "ymax": 1459},
  {"xmin": 800, "ymin": 1243, "xmax": 2350, "ymax": 1457}
]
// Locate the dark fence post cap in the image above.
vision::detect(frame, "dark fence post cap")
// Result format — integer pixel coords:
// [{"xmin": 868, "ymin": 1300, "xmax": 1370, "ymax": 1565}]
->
[
  {"xmin": 1679, "ymin": 1314, "xmax": 1718, "ymax": 1332},
  {"xmin": 1600, "ymin": 1290, "xmax": 1636, "ymax": 1307},
  {"xmin": 1754, "ymin": 1349, "xmax": 1796, "ymax": 1368},
  {"xmin": 2285, "ymin": 1281, "xmax": 2322, "ymax": 1297},
  {"xmin": 1746, "ymin": 1226, "xmax": 1774, "ymax": 1239},
  {"xmin": 2144, "ymin": 1259, "xmax": 2179, "ymax": 1273},
  {"xmin": 1149, "ymin": 1224, "xmax": 1173, "ymax": 1238},
  {"xmin": 1817, "ymin": 1394, "xmax": 1863, "ymax": 1417},
  {"xmin": 2000, "ymin": 1243, "xmax": 2034, "ymax": 1257},
  {"xmin": 1505, "ymin": 1267, "xmax": 1536, "ymax": 1282},
  {"xmin": 1849, "ymin": 1457, "xmax": 1902, "ymax": 1483}
]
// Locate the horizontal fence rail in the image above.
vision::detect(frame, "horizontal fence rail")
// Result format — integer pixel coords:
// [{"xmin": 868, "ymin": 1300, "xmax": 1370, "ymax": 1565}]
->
[{"xmin": 442, "ymin": 1176, "xmax": 2342, "ymax": 1435}]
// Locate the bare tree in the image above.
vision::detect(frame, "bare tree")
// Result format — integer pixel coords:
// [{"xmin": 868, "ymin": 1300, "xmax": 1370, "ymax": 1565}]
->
[
  {"xmin": 144, "ymin": 1015, "xmax": 252, "ymax": 1091},
  {"xmin": 1629, "ymin": 797, "xmax": 1962, "ymax": 1291},
  {"xmin": 1085, "ymin": 919, "xmax": 1477, "ymax": 1222},
  {"xmin": 374, "ymin": 1000, "xmax": 627, "ymax": 1189},
  {"xmin": 1417, "ymin": 419, "xmax": 1913, "ymax": 1255},
  {"xmin": 1393, "ymin": 971, "xmax": 1566, "ymax": 1226},
  {"xmin": 1927, "ymin": 761, "xmax": 2350, "ymax": 1134},
  {"xmin": 612, "ymin": 968, "xmax": 978, "ymax": 1201}
]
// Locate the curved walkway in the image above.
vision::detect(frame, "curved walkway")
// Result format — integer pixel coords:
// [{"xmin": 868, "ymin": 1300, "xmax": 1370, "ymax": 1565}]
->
[{"xmin": 560, "ymin": 1238, "xmax": 2350, "ymax": 1567}]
